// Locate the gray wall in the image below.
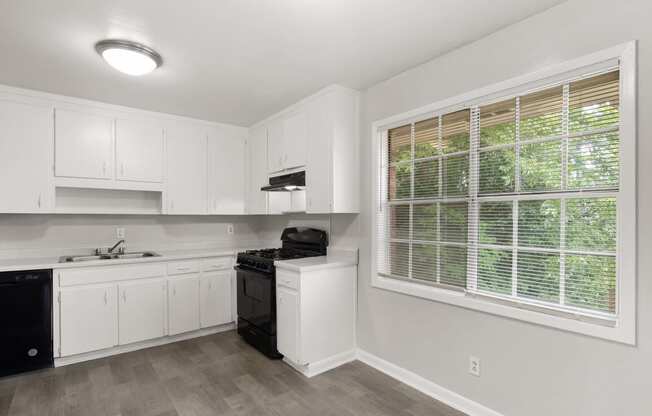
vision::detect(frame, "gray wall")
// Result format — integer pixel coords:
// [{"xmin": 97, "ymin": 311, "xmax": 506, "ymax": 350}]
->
[{"xmin": 357, "ymin": 0, "xmax": 651, "ymax": 415}]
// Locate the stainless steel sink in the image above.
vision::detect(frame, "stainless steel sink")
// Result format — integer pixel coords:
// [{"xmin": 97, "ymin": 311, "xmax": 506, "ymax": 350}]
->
[{"xmin": 58, "ymin": 251, "xmax": 160, "ymax": 263}]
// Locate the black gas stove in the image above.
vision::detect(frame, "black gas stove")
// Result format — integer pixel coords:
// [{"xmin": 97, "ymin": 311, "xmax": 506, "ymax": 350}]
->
[
  {"xmin": 235, "ymin": 227, "xmax": 328, "ymax": 358},
  {"xmin": 237, "ymin": 248, "xmax": 324, "ymax": 273}
]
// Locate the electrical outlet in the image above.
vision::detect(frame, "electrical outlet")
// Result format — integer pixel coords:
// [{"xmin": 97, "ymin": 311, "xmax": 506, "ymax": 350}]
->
[
  {"xmin": 116, "ymin": 227, "xmax": 126, "ymax": 239},
  {"xmin": 469, "ymin": 356, "xmax": 481, "ymax": 377},
  {"xmin": 227, "ymin": 224, "xmax": 234, "ymax": 235}
]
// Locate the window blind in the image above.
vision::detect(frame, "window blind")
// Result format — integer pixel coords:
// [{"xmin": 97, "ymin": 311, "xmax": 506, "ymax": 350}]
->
[
  {"xmin": 379, "ymin": 109, "xmax": 470, "ymax": 289},
  {"xmin": 377, "ymin": 69, "xmax": 620, "ymax": 319}
]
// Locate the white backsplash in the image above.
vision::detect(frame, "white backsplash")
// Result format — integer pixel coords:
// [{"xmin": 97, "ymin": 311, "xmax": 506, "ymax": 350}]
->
[
  {"xmin": 0, "ymin": 213, "xmax": 359, "ymax": 259},
  {"xmin": 0, "ymin": 214, "xmax": 263, "ymax": 259}
]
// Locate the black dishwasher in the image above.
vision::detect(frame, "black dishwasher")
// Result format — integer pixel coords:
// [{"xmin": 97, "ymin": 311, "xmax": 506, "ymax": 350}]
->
[{"xmin": 0, "ymin": 269, "xmax": 53, "ymax": 377}]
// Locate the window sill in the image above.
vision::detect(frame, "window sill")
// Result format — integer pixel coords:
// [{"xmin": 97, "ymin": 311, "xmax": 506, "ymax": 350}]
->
[{"xmin": 371, "ymin": 274, "xmax": 635, "ymax": 345}]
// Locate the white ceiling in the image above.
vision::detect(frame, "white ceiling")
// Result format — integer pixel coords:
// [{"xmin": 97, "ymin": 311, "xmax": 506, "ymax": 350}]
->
[{"xmin": 0, "ymin": 0, "xmax": 565, "ymax": 126}]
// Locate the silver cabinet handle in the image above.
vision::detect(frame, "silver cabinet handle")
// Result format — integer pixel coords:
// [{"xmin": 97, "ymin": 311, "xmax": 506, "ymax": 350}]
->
[
  {"xmin": 173, "ymin": 287, "xmax": 177, "ymax": 296},
  {"xmin": 208, "ymin": 281, "xmax": 212, "ymax": 290},
  {"xmin": 122, "ymin": 290, "xmax": 127, "ymax": 303},
  {"xmin": 37, "ymin": 194, "xmax": 41, "ymax": 209},
  {"xmin": 176, "ymin": 266, "xmax": 191, "ymax": 271},
  {"xmin": 104, "ymin": 291, "xmax": 108, "ymax": 305}
]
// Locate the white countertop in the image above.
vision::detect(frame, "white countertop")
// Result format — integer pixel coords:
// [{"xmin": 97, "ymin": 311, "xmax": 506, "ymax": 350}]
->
[
  {"xmin": 274, "ymin": 248, "xmax": 358, "ymax": 272},
  {"xmin": 0, "ymin": 248, "xmax": 237, "ymax": 273},
  {"xmin": 0, "ymin": 246, "xmax": 359, "ymax": 274}
]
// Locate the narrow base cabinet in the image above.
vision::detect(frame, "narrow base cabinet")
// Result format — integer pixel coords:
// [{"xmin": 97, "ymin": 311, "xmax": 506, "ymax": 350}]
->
[
  {"xmin": 200, "ymin": 270, "xmax": 232, "ymax": 327},
  {"xmin": 276, "ymin": 264, "xmax": 356, "ymax": 377},
  {"xmin": 168, "ymin": 274, "xmax": 201, "ymax": 335},
  {"xmin": 55, "ymin": 256, "xmax": 234, "ymax": 363},
  {"xmin": 118, "ymin": 278, "xmax": 167, "ymax": 344}
]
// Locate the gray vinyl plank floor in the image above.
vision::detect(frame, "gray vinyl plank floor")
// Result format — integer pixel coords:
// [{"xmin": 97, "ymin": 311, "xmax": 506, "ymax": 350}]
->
[{"xmin": 0, "ymin": 330, "xmax": 466, "ymax": 416}]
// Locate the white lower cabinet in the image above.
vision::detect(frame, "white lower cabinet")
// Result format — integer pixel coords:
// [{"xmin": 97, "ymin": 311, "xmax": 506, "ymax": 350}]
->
[
  {"xmin": 277, "ymin": 286, "xmax": 300, "ymax": 364},
  {"xmin": 60, "ymin": 284, "xmax": 118, "ymax": 356},
  {"xmin": 118, "ymin": 279, "xmax": 167, "ymax": 345},
  {"xmin": 200, "ymin": 271, "xmax": 232, "ymax": 328},
  {"xmin": 56, "ymin": 256, "xmax": 234, "ymax": 361},
  {"xmin": 276, "ymin": 265, "xmax": 356, "ymax": 376},
  {"xmin": 168, "ymin": 274, "xmax": 201, "ymax": 335}
]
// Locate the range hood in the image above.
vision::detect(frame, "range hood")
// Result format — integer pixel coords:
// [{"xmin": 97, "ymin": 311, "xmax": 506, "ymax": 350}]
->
[{"xmin": 261, "ymin": 171, "xmax": 306, "ymax": 192}]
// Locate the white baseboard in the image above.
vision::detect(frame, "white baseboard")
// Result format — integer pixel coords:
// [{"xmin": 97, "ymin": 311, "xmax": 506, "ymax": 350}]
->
[
  {"xmin": 55, "ymin": 323, "xmax": 235, "ymax": 367},
  {"xmin": 356, "ymin": 349, "xmax": 503, "ymax": 416},
  {"xmin": 284, "ymin": 349, "xmax": 357, "ymax": 378}
]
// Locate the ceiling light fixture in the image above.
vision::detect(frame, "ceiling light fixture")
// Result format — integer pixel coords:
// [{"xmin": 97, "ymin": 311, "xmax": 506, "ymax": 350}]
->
[{"xmin": 95, "ymin": 39, "xmax": 162, "ymax": 76}]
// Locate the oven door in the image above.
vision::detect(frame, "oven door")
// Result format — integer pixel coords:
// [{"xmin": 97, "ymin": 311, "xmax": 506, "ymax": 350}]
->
[{"xmin": 235, "ymin": 266, "xmax": 276, "ymax": 335}]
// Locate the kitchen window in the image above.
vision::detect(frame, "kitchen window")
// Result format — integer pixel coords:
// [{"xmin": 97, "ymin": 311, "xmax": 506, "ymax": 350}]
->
[{"xmin": 372, "ymin": 43, "xmax": 637, "ymax": 344}]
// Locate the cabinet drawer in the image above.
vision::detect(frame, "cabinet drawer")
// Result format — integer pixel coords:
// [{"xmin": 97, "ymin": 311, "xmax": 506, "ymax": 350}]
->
[
  {"xmin": 167, "ymin": 260, "xmax": 200, "ymax": 275},
  {"xmin": 201, "ymin": 257, "xmax": 232, "ymax": 272},
  {"xmin": 276, "ymin": 270, "xmax": 299, "ymax": 290}
]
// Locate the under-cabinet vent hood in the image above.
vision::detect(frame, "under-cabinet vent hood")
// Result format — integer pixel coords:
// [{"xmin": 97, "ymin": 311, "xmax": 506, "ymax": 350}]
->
[{"xmin": 261, "ymin": 171, "xmax": 306, "ymax": 192}]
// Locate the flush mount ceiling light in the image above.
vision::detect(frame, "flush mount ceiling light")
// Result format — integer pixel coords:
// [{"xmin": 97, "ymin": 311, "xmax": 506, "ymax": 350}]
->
[{"xmin": 95, "ymin": 39, "xmax": 162, "ymax": 76}]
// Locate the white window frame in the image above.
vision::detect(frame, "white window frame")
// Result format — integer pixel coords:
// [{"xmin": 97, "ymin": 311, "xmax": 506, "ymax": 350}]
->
[{"xmin": 370, "ymin": 41, "xmax": 637, "ymax": 345}]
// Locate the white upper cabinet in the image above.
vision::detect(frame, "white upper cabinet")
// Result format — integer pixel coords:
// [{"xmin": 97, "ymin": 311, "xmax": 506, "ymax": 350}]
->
[
  {"xmin": 246, "ymin": 125, "xmax": 268, "ymax": 214},
  {"xmin": 207, "ymin": 127, "xmax": 246, "ymax": 214},
  {"xmin": 305, "ymin": 94, "xmax": 333, "ymax": 213},
  {"xmin": 267, "ymin": 118, "xmax": 285, "ymax": 174},
  {"xmin": 55, "ymin": 108, "xmax": 114, "ymax": 180},
  {"xmin": 0, "ymin": 99, "xmax": 53, "ymax": 213},
  {"xmin": 115, "ymin": 118, "xmax": 164, "ymax": 183},
  {"xmin": 266, "ymin": 111, "xmax": 307, "ymax": 174},
  {"xmin": 306, "ymin": 88, "xmax": 359, "ymax": 214},
  {"xmin": 166, "ymin": 122, "xmax": 207, "ymax": 215},
  {"xmin": 282, "ymin": 110, "xmax": 307, "ymax": 170},
  {"xmin": 250, "ymin": 85, "xmax": 360, "ymax": 214}
]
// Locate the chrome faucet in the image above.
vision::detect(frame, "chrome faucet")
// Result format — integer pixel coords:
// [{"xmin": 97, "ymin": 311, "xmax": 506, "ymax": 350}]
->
[{"xmin": 108, "ymin": 239, "xmax": 126, "ymax": 254}]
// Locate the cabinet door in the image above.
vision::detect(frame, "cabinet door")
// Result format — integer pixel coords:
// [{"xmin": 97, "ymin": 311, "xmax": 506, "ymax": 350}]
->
[
  {"xmin": 282, "ymin": 111, "xmax": 307, "ymax": 170},
  {"xmin": 55, "ymin": 108, "xmax": 114, "ymax": 179},
  {"xmin": 267, "ymin": 118, "xmax": 284, "ymax": 173},
  {"xmin": 166, "ymin": 122, "xmax": 207, "ymax": 214},
  {"xmin": 207, "ymin": 130, "xmax": 245, "ymax": 214},
  {"xmin": 60, "ymin": 285, "xmax": 117, "ymax": 356},
  {"xmin": 115, "ymin": 118, "xmax": 164, "ymax": 183},
  {"xmin": 168, "ymin": 275, "xmax": 200, "ymax": 335},
  {"xmin": 277, "ymin": 286, "xmax": 300, "ymax": 364},
  {"xmin": 199, "ymin": 271, "xmax": 232, "ymax": 328},
  {"xmin": 306, "ymin": 94, "xmax": 333, "ymax": 213},
  {"xmin": 118, "ymin": 279, "xmax": 167, "ymax": 345},
  {"xmin": 0, "ymin": 100, "xmax": 53, "ymax": 213},
  {"xmin": 246, "ymin": 125, "xmax": 268, "ymax": 214}
]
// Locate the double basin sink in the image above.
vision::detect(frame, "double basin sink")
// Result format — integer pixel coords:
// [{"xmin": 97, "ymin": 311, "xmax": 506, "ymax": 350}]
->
[{"xmin": 59, "ymin": 251, "xmax": 160, "ymax": 263}]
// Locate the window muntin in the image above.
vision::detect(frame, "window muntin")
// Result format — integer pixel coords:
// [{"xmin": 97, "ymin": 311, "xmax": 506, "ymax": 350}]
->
[{"xmin": 378, "ymin": 69, "xmax": 620, "ymax": 319}]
